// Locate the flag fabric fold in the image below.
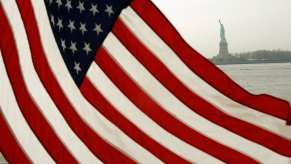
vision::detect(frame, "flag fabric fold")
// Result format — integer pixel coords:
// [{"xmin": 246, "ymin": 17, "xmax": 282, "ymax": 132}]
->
[{"xmin": 0, "ymin": 0, "xmax": 291, "ymax": 163}]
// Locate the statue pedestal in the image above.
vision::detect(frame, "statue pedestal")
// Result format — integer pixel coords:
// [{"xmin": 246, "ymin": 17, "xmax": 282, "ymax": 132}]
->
[{"xmin": 219, "ymin": 41, "xmax": 229, "ymax": 56}]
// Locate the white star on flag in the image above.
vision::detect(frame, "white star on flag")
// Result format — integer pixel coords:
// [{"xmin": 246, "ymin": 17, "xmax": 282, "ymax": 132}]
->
[
  {"xmin": 104, "ymin": 4, "xmax": 114, "ymax": 17},
  {"xmin": 90, "ymin": 4, "xmax": 99, "ymax": 16},
  {"xmin": 83, "ymin": 42, "xmax": 92, "ymax": 55},
  {"xmin": 93, "ymin": 23, "xmax": 103, "ymax": 36},
  {"xmin": 73, "ymin": 61, "xmax": 82, "ymax": 75}
]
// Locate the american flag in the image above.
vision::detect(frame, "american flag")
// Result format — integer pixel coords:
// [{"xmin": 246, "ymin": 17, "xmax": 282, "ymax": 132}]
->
[{"xmin": 1, "ymin": 0, "xmax": 291, "ymax": 163}]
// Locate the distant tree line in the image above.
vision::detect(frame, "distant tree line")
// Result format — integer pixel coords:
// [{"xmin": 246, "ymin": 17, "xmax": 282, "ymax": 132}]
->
[{"xmin": 231, "ymin": 50, "xmax": 291, "ymax": 63}]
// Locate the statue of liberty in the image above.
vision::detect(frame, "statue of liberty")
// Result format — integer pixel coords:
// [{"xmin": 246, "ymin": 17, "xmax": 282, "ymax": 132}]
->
[
  {"xmin": 219, "ymin": 19, "xmax": 227, "ymax": 43},
  {"xmin": 218, "ymin": 19, "xmax": 229, "ymax": 56}
]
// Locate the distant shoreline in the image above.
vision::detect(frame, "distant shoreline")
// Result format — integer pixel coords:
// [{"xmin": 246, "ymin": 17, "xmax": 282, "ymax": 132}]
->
[
  {"xmin": 210, "ymin": 49, "xmax": 291, "ymax": 65},
  {"xmin": 209, "ymin": 60, "xmax": 291, "ymax": 65}
]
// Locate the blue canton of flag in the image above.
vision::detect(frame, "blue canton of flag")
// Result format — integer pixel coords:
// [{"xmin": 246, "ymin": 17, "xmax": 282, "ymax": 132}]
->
[{"xmin": 44, "ymin": 0, "xmax": 132, "ymax": 86}]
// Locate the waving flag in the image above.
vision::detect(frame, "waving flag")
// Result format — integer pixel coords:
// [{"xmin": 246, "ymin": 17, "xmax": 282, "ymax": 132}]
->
[{"xmin": 1, "ymin": 0, "xmax": 291, "ymax": 163}]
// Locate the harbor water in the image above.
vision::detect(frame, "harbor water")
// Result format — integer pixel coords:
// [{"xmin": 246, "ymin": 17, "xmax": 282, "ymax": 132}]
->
[{"xmin": 218, "ymin": 62, "xmax": 291, "ymax": 102}]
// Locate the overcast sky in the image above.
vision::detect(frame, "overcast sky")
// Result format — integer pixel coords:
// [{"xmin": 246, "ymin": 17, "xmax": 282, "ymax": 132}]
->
[{"xmin": 152, "ymin": 0, "xmax": 291, "ymax": 58}]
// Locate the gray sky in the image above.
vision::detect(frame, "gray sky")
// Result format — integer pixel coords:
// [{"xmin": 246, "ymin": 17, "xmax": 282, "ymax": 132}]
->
[{"xmin": 152, "ymin": 0, "xmax": 291, "ymax": 58}]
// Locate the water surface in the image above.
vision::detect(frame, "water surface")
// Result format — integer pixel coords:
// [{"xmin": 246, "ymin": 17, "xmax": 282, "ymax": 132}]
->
[{"xmin": 218, "ymin": 63, "xmax": 291, "ymax": 102}]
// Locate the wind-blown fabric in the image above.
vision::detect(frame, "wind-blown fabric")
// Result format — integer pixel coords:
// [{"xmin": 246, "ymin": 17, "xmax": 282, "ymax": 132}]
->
[{"xmin": 0, "ymin": 0, "xmax": 291, "ymax": 163}]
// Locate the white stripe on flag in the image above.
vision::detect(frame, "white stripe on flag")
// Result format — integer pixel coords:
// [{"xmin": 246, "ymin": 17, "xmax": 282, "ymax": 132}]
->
[
  {"xmin": 29, "ymin": 0, "xmax": 161, "ymax": 162},
  {"xmin": 0, "ymin": 51, "xmax": 54, "ymax": 163}
]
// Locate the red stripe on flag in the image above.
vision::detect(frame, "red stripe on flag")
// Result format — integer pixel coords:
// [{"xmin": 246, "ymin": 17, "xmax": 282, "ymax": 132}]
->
[
  {"xmin": 14, "ymin": 0, "xmax": 136, "ymax": 163},
  {"xmin": 0, "ymin": 109, "xmax": 31, "ymax": 164},
  {"xmin": 0, "ymin": 5, "xmax": 77, "ymax": 163},
  {"xmin": 130, "ymin": 0, "xmax": 291, "ymax": 123},
  {"xmin": 112, "ymin": 18, "xmax": 291, "ymax": 157},
  {"xmin": 94, "ymin": 47, "xmax": 259, "ymax": 163}
]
